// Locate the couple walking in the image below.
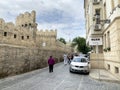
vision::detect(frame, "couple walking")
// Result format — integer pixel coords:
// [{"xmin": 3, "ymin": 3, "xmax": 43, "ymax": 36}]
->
[{"xmin": 63, "ymin": 54, "xmax": 73, "ymax": 65}]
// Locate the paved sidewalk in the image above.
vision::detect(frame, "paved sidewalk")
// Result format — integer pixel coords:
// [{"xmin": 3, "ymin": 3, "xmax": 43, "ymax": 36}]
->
[{"xmin": 89, "ymin": 69, "xmax": 120, "ymax": 83}]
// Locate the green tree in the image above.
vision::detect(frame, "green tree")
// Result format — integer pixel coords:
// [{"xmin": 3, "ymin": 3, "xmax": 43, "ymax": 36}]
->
[
  {"xmin": 71, "ymin": 37, "xmax": 90, "ymax": 54},
  {"xmin": 58, "ymin": 38, "xmax": 66, "ymax": 44}
]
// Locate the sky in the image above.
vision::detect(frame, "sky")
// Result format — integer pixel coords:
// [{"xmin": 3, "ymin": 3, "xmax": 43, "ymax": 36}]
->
[{"xmin": 0, "ymin": 0, "xmax": 85, "ymax": 42}]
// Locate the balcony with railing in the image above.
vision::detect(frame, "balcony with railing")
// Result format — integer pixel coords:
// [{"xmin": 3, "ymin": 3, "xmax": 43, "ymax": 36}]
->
[
  {"xmin": 89, "ymin": 24, "xmax": 102, "ymax": 35},
  {"xmin": 104, "ymin": 4, "xmax": 120, "ymax": 29}
]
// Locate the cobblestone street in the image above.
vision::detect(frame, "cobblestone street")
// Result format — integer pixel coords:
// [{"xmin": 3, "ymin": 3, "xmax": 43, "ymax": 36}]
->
[{"xmin": 0, "ymin": 63, "xmax": 120, "ymax": 90}]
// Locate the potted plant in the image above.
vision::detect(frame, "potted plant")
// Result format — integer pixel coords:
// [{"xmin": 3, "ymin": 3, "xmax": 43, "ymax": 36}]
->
[
  {"xmin": 103, "ymin": 48, "xmax": 107, "ymax": 52},
  {"xmin": 93, "ymin": 17, "xmax": 95, "ymax": 21},
  {"xmin": 107, "ymin": 47, "xmax": 111, "ymax": 51}
]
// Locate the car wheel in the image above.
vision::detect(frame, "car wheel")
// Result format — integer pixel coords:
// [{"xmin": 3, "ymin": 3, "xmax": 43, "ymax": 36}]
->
[
  {"xmin": 69, "ymin": 68, "xmax": 73, "ymax": 73},
  {"xmin": 69, "ymin": 70, "xmax": 72, "ymax": 73},
  {"xmin": 86, "ymin": 72, "xmax": 89, "ymax": 75}
]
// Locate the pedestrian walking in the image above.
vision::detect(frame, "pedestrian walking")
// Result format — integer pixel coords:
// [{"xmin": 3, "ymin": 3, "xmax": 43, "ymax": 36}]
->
[
  {"xmin": 48, "ymin": 56, "xmax": 55, "ymax": 73},
  {"xmin": 67, "ymin": 53, "xmax": 73, "ymax": 64},
  {"xmin": 67, "ymin": 54, "xmax": 71, "ymax": 64},
  {"xmin": 63, "ymin": 54, "xmax": 68, "ymax": 65}
]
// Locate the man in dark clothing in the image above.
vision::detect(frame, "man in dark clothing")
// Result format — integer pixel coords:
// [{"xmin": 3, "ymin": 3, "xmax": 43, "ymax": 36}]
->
[{"xmin": 48, "ymin": 56, "xmax": 55, "ymax": 73}]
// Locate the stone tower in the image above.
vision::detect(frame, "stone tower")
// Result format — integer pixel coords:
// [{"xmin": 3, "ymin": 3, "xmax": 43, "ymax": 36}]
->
[{"xmin": 15, "ymin": 10, "xmax": 37, "ymax": 41}]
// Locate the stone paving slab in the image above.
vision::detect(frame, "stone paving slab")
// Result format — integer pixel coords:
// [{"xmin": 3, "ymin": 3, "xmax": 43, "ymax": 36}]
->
[
  {"xmin": 89, "ymin": 69, "xmax": 120, "ymax": 83},
  {"xmin": 0, "ymin": 63, "xmax": 120, "ymax": 90}
]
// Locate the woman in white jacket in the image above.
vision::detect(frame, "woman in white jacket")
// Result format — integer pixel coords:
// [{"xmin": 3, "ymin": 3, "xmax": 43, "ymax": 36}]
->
[{"xmin": 63, "ymin": 54, "xmax": 68, "ymax": 65}]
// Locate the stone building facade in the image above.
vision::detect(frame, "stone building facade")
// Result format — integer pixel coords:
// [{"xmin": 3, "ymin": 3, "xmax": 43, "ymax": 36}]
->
[
  {"xmin": 84, "ymin": 0, "xmax": 120, "ymax": 79},
  {"xmin": 0, "ymin": 10, "xmax": 71, "ymax": 77}
]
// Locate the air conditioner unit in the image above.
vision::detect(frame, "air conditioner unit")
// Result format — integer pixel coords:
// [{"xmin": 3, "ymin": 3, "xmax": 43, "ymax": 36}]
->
[
  {"xmin": 95, "ymin": 14, "xmax": 100, "ymax": 19},
  {"xmin": 93, "ymin": 0, "xmax": 100, "ymax": 5},
  {"xmin": 94, "ymin": 24, "xmax": 101, "ymax": 30}
]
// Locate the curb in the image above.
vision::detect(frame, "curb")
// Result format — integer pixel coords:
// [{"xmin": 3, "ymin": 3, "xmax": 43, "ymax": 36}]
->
[{"xmin": 89, "ymin": 73, "xmax": 120, "ymax": 84}]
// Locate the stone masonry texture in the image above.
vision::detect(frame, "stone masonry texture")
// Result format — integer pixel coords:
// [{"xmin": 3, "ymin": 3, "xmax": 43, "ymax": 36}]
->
[{"xmin": 0, "ymin": 10, "xmax": 71, "ymax": 78}]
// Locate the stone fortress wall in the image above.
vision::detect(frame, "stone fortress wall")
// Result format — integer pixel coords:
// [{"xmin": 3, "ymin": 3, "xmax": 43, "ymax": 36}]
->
[
  {"xmin": 0, "ymin": 11, "xmax": 57, "ymax": 48},
  {"xmin": 0, "ymin": 10, "xmax": 71, "ymax": 77}
]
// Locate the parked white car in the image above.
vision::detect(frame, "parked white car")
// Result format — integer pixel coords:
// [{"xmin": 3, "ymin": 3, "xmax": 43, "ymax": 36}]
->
[{"xmin": 69, "ymin": 56, "xmax": 90, "ymax": 74}]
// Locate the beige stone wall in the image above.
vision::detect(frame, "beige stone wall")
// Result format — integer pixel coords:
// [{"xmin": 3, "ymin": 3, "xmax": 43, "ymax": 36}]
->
[
  {"xmin": 0, "ymin": 19, "xmax": 36, "ymax": 47},
  {"xmin": 84, "ymin": 0, "xmax": 120, "ymax": 79},
  {"xmin": 36, "ymin": 30, "xmax": 57, "ymax": 48},
  {"xmin": 15, "ymin": 10, "xmax": 36, "ymax": 26},
  {"xmin": 0, "ymin": 11, "xmax": 72, "ymax": 78},
  {"xmin": 90, "ymin": 53, "xmax": 104, "ymax": 69},
  {"xmin": 0, "ymin": 44, "xmax": 65, "ymax": 77},
  {"xmin": 103, "ymin": 18, "xmax": 120, "ymax": 78},
  {"xmin": 104, "ymin": 61, "xmax": 120, "ymax": 79},
  {"xmin": 0, "ymin": 11, "xmax": 60, "ymax": 49}
]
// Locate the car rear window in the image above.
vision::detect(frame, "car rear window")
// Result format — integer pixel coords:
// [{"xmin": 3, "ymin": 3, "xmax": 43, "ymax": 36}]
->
[{"xmin": 73, "ymin": 58, "xmax": 87, "ymax": 62}]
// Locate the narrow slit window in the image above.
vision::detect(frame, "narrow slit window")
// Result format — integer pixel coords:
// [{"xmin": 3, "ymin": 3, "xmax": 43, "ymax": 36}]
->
[
  {"xmin": 14, "ymin": 34, "xmax": 17, "ymax": 38},
  {"xmin": 4, "ymin": 32, "xmax": 7, "ymax": 36},
  {"xmin": 25, "ymin": 24, "xmax": 27, "ymax": 27},
  {"xmin": 27, "ymin": 36, "xmax": 29, "ymax": 39},
  {"xmin": 115, "ymin": 67, "xmax": 119, "ymax": 73},
  {"xmin": 29, "ymin": 23, "xmax": 31, "ymax": 26},
  {"xmin": 108, "ymin": 64, "xmax": 110, "ymax": 70},
  {"xmin": 21, "ymin": 36, "xmax": 24, "ymax": 40}
]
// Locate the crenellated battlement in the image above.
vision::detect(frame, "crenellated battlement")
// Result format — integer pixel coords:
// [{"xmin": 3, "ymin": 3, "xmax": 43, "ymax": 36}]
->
[
  {"xmin": 6, "ymin": 22, "xmax": 15, "ymax": 29},
  {"xmin": 0, "ymin": 10, "xmax": 71, "ymax": 78},
  {"xmin": 0, "ymin": 18, "xmax": 5, "ymax": 29},
  {"xmin": 15, "ymin": 10, "xmax": 36, "ymax": 27},
  {"xmin": 0, "ymin": 19, "xmax": 15, "ymax": 30},
  {"xmin": 0, "ymin": 18, "xmax": 5, "ymax": 24},
  {"xmin": 37, "ymin": 29, "xmax": 57, "ymax": 36},
  {"xmin": 0, "ymin": 10, "xmax": 58, "ymax": 48}
]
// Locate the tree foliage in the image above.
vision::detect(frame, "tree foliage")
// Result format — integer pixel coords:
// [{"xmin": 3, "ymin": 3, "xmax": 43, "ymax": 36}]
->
[
  {"xmin": 58, "ymin": 37, "xmax": 66, "ymax": 44},
  {"xmin": 71, "ymin": 37, "xmax": 90, "ymax": 54}
]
